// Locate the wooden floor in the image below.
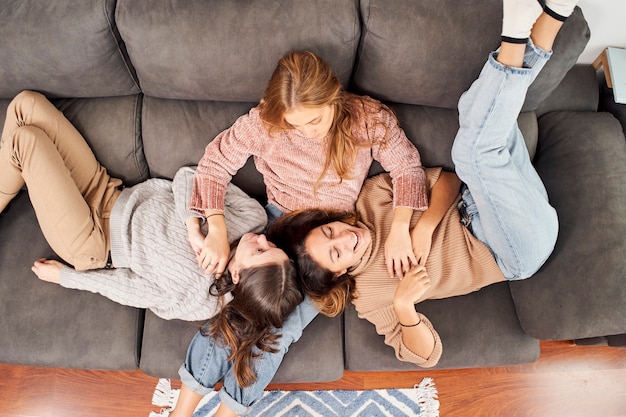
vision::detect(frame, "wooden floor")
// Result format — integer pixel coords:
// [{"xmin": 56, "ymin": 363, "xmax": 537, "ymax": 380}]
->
[{"xmin": 0, "ymin": 340, "xmax": 625, "ymax": 417}]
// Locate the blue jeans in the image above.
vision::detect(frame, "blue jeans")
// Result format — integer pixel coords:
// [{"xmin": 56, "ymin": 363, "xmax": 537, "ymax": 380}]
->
[
  {"xmin": 178, "ymin": 203, "xmax": 320, "ymax": 414},
  {"xmin": 451, "ymin": 41, "xmax": 558, "ymax": 280},
  {"xmin": 264, "ymin": 203, "xmax": 284, "ymax": 224},
  {"xmin": 179, "ymin": 297, "xmax": 319, "ymax": 414}
]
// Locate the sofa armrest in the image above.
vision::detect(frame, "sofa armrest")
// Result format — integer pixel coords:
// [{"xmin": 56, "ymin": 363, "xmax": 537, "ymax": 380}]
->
[{"xmin": 510, "ymin": 111, "xmax": 626, "ymax": 340}]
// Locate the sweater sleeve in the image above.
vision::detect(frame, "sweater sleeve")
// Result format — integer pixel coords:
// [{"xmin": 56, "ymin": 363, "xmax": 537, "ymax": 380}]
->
[
  {"xmin": 370, "ymin": 103, "xmax": 429, "ymax": 211},
  {"xmin": 174, "ymin": 165, "xmax": 267, "ymax": 242},
  {"xmin": 189, "ymin": 110, "xmax": 265, "ymax": 214},
  {"xmin": 359, "ymin": 303, "xmax": 443, "ymax": 368},
  {"xmin": 58, "ymin": 266, "xmax": 222, "ymax": 321},
  {"xmin": 173, "ymin": 166, "xmax": 205, "ymax": 225}
]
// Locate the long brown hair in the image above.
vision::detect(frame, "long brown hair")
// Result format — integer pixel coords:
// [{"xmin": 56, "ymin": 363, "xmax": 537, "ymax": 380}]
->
[
  {"xmin": 266, "ymin": 209, "xmax": 358, "ymax": 317},
  {"xmin": 201, "ymin": 260, "xmax": 302, "ymax": 387},
  {"xmin": 258, "ymin": 51, "xmax": 363, "ymax": 190}
]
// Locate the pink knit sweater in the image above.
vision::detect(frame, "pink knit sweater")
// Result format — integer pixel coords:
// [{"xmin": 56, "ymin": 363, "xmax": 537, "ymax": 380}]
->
[{"xmin": 190, "ymin": 95, "xmax": 428, "ymax": 214}]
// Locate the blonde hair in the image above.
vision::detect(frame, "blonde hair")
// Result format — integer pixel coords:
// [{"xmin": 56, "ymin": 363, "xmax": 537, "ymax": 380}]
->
[{"xmin": 258, "ymin": 51, "xmax": 361, "ymax": 188}]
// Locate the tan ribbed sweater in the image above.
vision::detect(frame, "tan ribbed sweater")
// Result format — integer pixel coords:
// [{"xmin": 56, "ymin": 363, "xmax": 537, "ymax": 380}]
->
[
  {"xmin": 190, "ymin": 94, "xmax": 428, "ymax": 214},
  {"xmin": 350, "ymin": 169, "xmax": 505, "ymax": 368}
]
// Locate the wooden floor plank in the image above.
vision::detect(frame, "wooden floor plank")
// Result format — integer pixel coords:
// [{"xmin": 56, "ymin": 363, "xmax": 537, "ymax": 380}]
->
[{"xmin": 0, "ymin": 341, "xmax": 625, "ymax": 416}]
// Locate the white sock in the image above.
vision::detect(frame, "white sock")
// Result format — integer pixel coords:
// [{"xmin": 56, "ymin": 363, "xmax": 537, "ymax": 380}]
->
[
  {"xmin": 544, "ymin": 0, "xmax": 578, "ymax": 21},
  {"xmin": 501, "ymin": 0, "xmax": 544, "ymax": 43}
]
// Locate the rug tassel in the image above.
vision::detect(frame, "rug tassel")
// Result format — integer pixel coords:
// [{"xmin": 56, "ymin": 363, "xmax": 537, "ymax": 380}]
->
[
  {"xmin": 414, "ymin": 377, "xmax": 440, "ymax": 417},
  {"xmin": 149, "ymin": 378, "xmax": 180, "ymax": 416}
]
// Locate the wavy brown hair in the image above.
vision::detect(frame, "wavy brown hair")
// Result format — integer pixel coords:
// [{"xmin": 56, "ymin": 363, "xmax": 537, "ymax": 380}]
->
[
  {"xmin": 266, "ymin": 209, "xmax": 358, "ymax": 317},
  {"xmin": 258, "ymin": 51, "xmax": 374, "ymax": 191},
  {"xmin": 201, "ymin": 259, "xmax": 302, "ymax": 387}
]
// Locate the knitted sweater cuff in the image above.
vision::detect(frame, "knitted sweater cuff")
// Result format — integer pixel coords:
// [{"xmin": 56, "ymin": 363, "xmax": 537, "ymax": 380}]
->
[
  {"xmin": 393, "ymin": 168, "xmax": 429, "ymax": 211},
  {"xmin": 189, "ymin": 175, "xmax": 227, "ymax": 214}
]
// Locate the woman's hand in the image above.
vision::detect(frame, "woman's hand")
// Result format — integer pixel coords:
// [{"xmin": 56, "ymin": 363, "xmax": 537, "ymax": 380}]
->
[
  {"xmin": 385, "ymin": 207, "xmax": 417, "ymax": 279},
  {"xmin": 186, "ymin": 217, "xmax": 206, "ymax": 256},
  {"xmin": 32, "ymin": 258, "xmax": 63, "ymax": 284},
  {"xmin": 408, "ymin": 169, "xmax": 462, "ymax": 266},
  {"xmin": 394, "ymin": 265, "xmax": 431, "ymax": 308},
  {"xmin": 196, "ymin": 212, "xmax": 230, "ymax": 276},
  {"xmin": 385, "ymin": 227, "xmax": 417, "ymax": 279},
  {"xmin": 393, "ymin": 265, "xmax": 436, "ymax": 359},
  {"xmin": 410, "ymin": 222, "xmax": 434, "ymax": 266}
]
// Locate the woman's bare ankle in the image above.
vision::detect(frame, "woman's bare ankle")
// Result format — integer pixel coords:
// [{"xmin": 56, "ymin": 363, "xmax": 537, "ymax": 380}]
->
[
  {"xmin": 530, "ymin": 12, "xmax": 565, "ymax": 52},
  {"xmin": 497, "ymin": 42, "xmax": 526, "ymax": 67}
]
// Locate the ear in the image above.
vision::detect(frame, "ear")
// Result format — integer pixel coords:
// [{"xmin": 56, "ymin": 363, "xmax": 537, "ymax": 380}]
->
[
  {"xmin": 334, "ymin": 269, "xmax": 348, "ymax": 278},
  {"xmin": 231, "ymin": 269, "xmax": 240, "ymax": 284}
]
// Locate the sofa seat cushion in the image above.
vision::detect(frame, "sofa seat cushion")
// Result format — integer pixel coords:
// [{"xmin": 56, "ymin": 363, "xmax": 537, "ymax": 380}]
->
[
  {"xmin": 0, "ymin": 193, "xmax": 142, "ymax": 370},
  {"xmin": 140, "ymin": 311, "xmax": 345, "ymax": 383},
  {"xmin": 510, "ymin": 111, "xmax": 626, "ymax": 340},
  {"xmin": 344, "ymin": 282, "xmax": 539, "ymax": 371}
]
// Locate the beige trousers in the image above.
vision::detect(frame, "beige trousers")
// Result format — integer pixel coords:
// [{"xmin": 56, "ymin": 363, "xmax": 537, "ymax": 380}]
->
[{"xmin": 0, "ymin": 91, "xmax": 122, "ymax": 270}]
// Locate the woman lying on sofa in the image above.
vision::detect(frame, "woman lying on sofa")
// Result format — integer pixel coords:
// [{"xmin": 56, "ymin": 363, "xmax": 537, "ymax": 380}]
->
[
  {"xmin": 269, "ymin": 0, "xmax": 581, "ymax": 368},
  {"xmin": 161, "ymin": 0, "xmax": 577, "ymax": 415},
  {"xmin": 0, "ymin": 90, "xmax": 304, "ymax": 388}
]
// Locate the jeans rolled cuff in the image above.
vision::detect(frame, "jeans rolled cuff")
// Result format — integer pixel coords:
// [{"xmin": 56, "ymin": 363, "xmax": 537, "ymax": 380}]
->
[
  {"xmin": 524, "ymin": 38, "xmax": 552, "ymax": 67},
  {"xmin": 178, "ymin": 364, "xmax": 215, "ymax": 397},
  {"xmin": 527, "ymin": 37, "xmax": 553, "ymax": 59},
  {"xmin": 218, "ymin": 387, "xmax": 251, "ymax": 415},
  {"xmin": 488, "ymin": 54, "xmax": 531, "ymax": 77}
]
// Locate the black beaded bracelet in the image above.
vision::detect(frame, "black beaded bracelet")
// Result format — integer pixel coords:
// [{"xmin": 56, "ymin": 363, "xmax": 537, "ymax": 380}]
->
[{"xmin": 400, "ymin": 317, "xmax": 422, "ymax": 327}]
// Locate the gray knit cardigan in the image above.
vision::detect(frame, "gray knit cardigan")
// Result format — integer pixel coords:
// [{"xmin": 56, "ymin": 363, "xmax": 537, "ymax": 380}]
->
[{"xmin": 59, "ymin": 167, "xmax": 267, "ymax": 320}]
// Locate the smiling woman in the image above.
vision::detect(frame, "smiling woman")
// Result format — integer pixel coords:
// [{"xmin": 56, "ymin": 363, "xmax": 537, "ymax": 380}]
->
[
  {"xmin": 267, "ymin": 2, "xmax": 574, "ymax": 373},
  {"xmin": 305, "ymin": 220, "xmax": 372, "ymax": 276}
]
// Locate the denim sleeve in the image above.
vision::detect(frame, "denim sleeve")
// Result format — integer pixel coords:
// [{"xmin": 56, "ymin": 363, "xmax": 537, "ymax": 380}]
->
[
  {"xmin": 220, "ymin": 296, "xmax": 319, "ymax": 414},
  {"xmin": 179, "ymin": 296, "xmax": 319, "ymax": 415}
]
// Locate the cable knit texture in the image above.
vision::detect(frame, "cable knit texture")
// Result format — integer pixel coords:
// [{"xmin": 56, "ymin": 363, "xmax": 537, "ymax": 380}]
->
[
  {"xmin": 59, "ymin": 167, "xmax": 267, "ymax": 321},
  {"xmin": 190, "ymin": 94, "xmax": 428, "ymax": 214},
  {"xmin": 350, "ymin": 170, "xmax": 505, "ymax": 367}
]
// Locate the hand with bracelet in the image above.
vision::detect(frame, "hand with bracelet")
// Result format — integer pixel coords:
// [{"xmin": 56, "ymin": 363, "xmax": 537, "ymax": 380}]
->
[
  {"xmin": 392, "ymin": 265, "xmax": 436, "ymax": 357},
  {"xmin": 197, "ymin": 211, "xmax": 228, "ymax": 275},
  {"xmin": 393, "ymin": 265, "xmax": 431, "ymax": 325}
]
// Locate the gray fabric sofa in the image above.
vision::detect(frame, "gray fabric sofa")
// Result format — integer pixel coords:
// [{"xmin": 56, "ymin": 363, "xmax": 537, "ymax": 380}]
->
[{"xmin": 1, "ymin": 0, "xmax": 625, "ymax": 384}]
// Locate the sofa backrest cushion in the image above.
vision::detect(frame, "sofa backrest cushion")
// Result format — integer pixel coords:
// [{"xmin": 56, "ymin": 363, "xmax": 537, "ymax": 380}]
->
[
  {"xmin": 0, "ymin": 0, "xmax": 140, "ymax": 99},
  {"xmin": 536, "ymin": 64, "xmax": 599, "ymax": 117},
  {"xmin": 353, "ymin": 0, "xmax": 590, "ymax": 111},
  {"xmin": 116, "ymin": 0, "xmax": 361, "ymax": 101},
  {"xmin": 141, "ymin": 98, "xmax": 267, "ymax": 201}
]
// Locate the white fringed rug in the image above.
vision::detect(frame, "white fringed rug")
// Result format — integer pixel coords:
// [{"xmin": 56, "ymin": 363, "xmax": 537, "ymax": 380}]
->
[{"xmin": 150, "ymin": 377, "xmax": 439, "ymax": 417}]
